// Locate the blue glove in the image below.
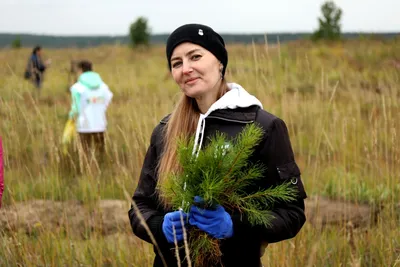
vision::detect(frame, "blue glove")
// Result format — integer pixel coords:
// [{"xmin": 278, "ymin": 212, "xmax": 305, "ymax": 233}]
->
[
  {"xmin": 162, "ymin": 210, "xmax": 188, "ymax": 243},
  {"xmin": 189, "ymin": 196, "xmax": 233, "ymax": 239}
]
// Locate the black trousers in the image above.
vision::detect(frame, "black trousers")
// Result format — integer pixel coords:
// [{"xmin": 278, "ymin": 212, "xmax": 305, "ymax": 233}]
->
[{"xmin": 78, "ymin": 132, "xmax": 105, "ymax": 156}]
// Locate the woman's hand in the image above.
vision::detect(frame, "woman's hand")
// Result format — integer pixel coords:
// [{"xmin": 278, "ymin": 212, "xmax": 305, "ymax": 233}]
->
[
  {"xmin": 162, "ymin": 210, "xmax": 188, "ymax": 243},
  {"xmin": 189, "ymin": 196, "xmax": 233, "ymax": 239}
]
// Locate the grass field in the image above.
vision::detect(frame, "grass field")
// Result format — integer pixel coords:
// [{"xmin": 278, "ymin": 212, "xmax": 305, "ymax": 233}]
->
[{"xmin": 0, "ymin": 38, "xmax": 399, "ymax": 266}]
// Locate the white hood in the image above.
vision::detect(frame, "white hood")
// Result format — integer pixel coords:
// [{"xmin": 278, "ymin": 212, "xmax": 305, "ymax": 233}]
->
[{"xmin": 192, "ymin": 82, "xmax": 263, "ymax": 157}]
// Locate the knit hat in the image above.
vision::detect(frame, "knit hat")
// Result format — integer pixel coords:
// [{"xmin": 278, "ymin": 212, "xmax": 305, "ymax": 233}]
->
[{"xmin": 166, "ymin": 24, "xmax": 228, "ymax": 77}]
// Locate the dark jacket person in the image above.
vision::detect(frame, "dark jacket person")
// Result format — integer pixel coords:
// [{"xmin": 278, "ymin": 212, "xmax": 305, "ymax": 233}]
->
[{"xmin": 129, "ymin": 24, "xmax": 307, "ymax": 267}]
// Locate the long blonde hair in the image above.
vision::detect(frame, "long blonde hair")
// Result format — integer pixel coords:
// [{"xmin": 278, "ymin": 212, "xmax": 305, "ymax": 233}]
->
[{"xmin": 157, "ymin": 79, "xmax": 228, "ymax": 207}]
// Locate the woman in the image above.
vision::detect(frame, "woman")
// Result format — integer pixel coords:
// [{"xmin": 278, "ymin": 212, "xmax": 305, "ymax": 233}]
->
[{"xmin": 129, "ymin": 24, "xmax": 307, "ymax": 267}]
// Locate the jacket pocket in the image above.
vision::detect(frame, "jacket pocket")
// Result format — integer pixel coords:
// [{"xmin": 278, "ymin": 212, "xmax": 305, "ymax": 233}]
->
[
  {"xmin": 276, "ymin": 161, "xmax": 301, "ymax": 185},
  {"xmin": 276, "ymin": 161, "xmax": 307, "ymax": 199}
]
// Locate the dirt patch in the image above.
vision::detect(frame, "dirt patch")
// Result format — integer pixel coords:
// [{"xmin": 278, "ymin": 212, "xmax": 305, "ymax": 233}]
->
[
  {"xmin": 304, "ymin": 196, "xmax": 382, "ymax": 229},
  {"xmin": 0, "ymin": 199, "xmax": 131, "ymax": 238},
  {"xmin": 0, "ymin": 196, "xmax": 387, "ymax": 238}
]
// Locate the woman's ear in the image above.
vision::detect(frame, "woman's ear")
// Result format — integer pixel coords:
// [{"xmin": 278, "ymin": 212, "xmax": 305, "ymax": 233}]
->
[
  {"xmin": 219, "ymin": 61, "xmax": 223, "ymax": 70},
  {"xmin": 219, "ymin": 64, "xmax": 224, "ymax": 79}
]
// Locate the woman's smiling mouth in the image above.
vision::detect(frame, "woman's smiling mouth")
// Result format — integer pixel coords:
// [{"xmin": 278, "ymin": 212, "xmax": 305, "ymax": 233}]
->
[{"xmin": 185, "ymin": 77, "xmax": 199, "ymax": 85}]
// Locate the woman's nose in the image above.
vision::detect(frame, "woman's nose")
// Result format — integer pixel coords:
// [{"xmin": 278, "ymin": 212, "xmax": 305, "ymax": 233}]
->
[{"xmin": 182, "ymin": 62, "xmax": 193, "ymax": 75}]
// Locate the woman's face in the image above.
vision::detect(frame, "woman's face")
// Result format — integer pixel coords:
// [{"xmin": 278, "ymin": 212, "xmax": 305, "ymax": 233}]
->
[{"xmin": 170, "ymin": 42, "xmax": 222, "ymax": 99}]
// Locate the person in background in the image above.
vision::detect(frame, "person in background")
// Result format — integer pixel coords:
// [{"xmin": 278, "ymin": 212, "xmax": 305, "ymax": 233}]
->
[
  {"xmin": 68, "ymin": 60, "xmax": 113, "ymax": 160},
  {"xmin": 128, "ymin": 23, "xmax": 307, "ymax": 267},
  {"xmin": 25, "ymin": 45, "xmax": 51, "ymax": 92},
  {"xmin": 0, "ymin": 137, "xmax": 4, "ymax": 208}
]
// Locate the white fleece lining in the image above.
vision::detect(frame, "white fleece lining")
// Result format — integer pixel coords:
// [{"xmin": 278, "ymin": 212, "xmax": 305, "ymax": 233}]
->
[{"xmin": 191, "ymin": 83, "xmax": 263, "ymax": 157}]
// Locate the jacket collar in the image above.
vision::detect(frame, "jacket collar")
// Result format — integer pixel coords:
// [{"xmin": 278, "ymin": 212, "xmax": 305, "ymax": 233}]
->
[
  {"xmin": 206, "ymin": 106, "xmax": 258, "ymax": 122},
  {"xmin": 160, "ymin": 106, "xmax": 259, "ymax": 125}
]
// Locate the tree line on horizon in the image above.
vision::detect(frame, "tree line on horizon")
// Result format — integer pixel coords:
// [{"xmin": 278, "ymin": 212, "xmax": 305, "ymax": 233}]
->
[
  {"xmin": 2, "ymin": 32, "xmax": 399, "ymax": 49},
  {"xmin": 3, "ymin": 1, "xmax": 399, "ymax": 49}
]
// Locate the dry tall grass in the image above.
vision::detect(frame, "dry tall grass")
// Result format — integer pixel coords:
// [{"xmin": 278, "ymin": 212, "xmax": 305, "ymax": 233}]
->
[{"xmin": 0, "ymin": 39, "xmax": 399, "ymax": 266}]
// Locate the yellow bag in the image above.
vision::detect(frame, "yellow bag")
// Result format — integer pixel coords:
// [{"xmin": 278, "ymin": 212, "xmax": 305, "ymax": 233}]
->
[{"xmin": 62, "ymin": 119, "xmax": 76, "ymax": 154}]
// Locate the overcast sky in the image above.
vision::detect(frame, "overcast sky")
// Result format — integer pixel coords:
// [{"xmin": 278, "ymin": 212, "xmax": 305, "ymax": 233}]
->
[{"xmin": 1, "ymin": 0, "xmax": 399, "ymax": 35}]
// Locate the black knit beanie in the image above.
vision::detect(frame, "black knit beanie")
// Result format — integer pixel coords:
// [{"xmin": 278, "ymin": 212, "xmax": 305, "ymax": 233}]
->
[{"xmin": 166, "ymin": 24, "xmax": 228, "ymax": 77}]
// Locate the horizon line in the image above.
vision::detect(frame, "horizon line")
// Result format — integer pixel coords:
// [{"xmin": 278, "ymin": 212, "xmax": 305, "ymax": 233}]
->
[{"xmin": 0, "ymin": 31, "xmax": 399, "ymax": 37}]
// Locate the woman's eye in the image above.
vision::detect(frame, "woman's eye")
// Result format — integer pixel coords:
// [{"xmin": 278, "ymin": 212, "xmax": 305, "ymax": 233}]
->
[
  {"xmin": 191, "ymin": 54, "xmax": 201, "ymax": 60},
  {"xmin": 172, "ymin": 62, "xmax": 182, "ymax": 68}
]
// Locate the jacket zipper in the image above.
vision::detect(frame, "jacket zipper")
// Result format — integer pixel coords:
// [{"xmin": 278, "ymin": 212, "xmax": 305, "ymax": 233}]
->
[{"xmin": 206, "ymin": 116, "xmax": 254, "ymax": 124}]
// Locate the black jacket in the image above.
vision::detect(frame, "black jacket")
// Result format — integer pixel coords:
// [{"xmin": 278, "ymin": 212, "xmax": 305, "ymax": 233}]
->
[{"xmin": 129, "ymin": 105, "xmax": 307, "ymax": 267}]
